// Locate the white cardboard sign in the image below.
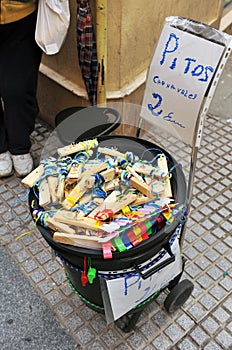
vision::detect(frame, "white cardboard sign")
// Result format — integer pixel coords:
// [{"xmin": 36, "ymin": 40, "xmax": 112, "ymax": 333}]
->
[
  {"xmin": 106, "ymin": 231, "xmax": 182, "ymax": 321},
  {"xmin": 141, "ymin": 24, "xmax": 224, "ymax": 146}
]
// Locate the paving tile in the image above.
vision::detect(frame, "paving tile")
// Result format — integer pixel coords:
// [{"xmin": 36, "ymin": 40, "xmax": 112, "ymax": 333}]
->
[
  {"xmin": 223, "ymin": 297, "xmax": 232, "ymax": 313},
  {"xmin": 164, "ymin": 323, "xmax": 184, "ymax": 342},
  {"xmin": 219, "ymin": 275, "xmax": 232, "ymax": 291},
  {"xmin": 207, "ymin": 266, "xmax": 223, "ymax": 280},
  {"xmin": 151, "ymin": 310, "xmax": 170, "ymax": 329},
  {"xmin": 176, "ymin": 313, "xmax": 195, "ymax": 332},
  {"xmin": 209, "ymin": 285, "xmax": 227, "ymax": 300},
  {"xmin": 46, "ymin": 290, "xmax": 64, "ymax": 306},
  {"xmin": 201, "ymin": 316, "xmax": 221, "ymax": 335},
  {"xmin": 190, "ymin": 326, "xmax": 210, "ymax": 347},
  {"xmin": 75, "ymin": 326, "xmax": 95, "ymax": 345},
  {"xmin": 204, "ymin": 340, "xmax": 224, "ymax": 350},
  {"xmin": 15, "ymin": 249, "xmax": 30, "ymax": 263},
  {"xmin": 85, "ymin": 340, "xmax": 106, "ymax": 350},
  {"xmin": 152, "ymin": 334, "xmax": 172, "ymax": 350},
  {"xmin": 56, "ymin": 301, "xmax": 74, "ymax": 318},
  {"xmin": 212, "ymin": 307, "xmax": 230, "ymax": 324},
  {"xmin": 64, "ymin": 313, "xmax": 84, "ymax": 332},
  {"xmin": 177, "ymin": 338, "xmax": 198, "ymax": 350},
  {"xmin": 30, "ymin": 269, "xmax": 46, "ymax": 283},
  {"xmin": 187, "ymin": 303, "xmax": 206, "ymax": 321},
  {"xmin": 199, "ymin": 294, "xmax": 217, "ymax": 311},
  {"xmin": 216, "ymin": 330, "xmax": 232, "ymax": 349}
]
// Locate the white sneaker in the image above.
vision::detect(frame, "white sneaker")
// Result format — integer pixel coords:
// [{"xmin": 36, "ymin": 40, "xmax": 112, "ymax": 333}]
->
[
  {"xmin": 0, "ymin": 151, "xmax": 13, "ymax": 178},
  {"xmin": 12, "ymin": 153, "xmax": 33, "ymax": 177}
]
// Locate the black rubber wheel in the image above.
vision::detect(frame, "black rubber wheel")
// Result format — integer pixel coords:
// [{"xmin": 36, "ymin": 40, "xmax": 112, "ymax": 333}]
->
[{"xmin": 164, "ymin": 279, "xmax": 194, "ymax": 313}]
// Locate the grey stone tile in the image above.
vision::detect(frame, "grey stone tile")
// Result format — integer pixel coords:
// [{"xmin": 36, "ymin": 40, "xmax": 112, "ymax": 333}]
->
[
  {"xmin": 151, "ymin": 310, "xmax": 170, "ymax": 328},
  {"xmin": 199, "ymin": 294, "xmax": 217, "ymax": 310},
  {"xmin": 223, "ymin": 297, "xmax": 232, "ymax": 313},
  {"xmin": 8, "ymin": 241, "xmax": 23, "ymax": 253},
  {"xmin": 152, "ymin": 334, "xmax": 172, "ymax": 350},
  {"xmin": 176, "ymin": 314, "xmax": 195, "ymax": 332},
  {"xmin": 46, "ymin": 290, "xmax": 63, "ymax": 306},
  {"xmin": 85, "ymin": 340, "xmax": 106, "ymax": 350},
  {"xmin": 22, "ymin": 259, "xmax": 38, "ymax": 273},
  {"xmin": 204, "ymin": 249, "xmax": 220, "ymax": 262},
  {"xmin": 190, "ymin": 326, "xmax": 210, "ymax": 346},
  {"xmin": 195, "ymin": 256, "xmax": 211, "ymax": 270},
  {"xmin": 216, "ymin": 258, "xmax": 231, "ymax": 271},
  {"xmin": 201, "ymin": 316, "xmax": 220, "ymax": 335},
  {"xmin": 177, "ymin": 338, "xmax": 198, "ymax": 350},
  {"xmin": 15, "ymin": 249, "xmax": 30, "ymax": 263},
  {"xmin": 140, "ymin": 320, "xmax": 158, "ymax": 340},
  {"xmin": 207, "ymin": 266, "xmax": 223, "ymax": 280},
  {"xmin": 56, "ymin": 301, "xmax": 74, "ymax": 318},
  {"xmin": 38, "ymin": 279, "xmax": 54, "ymax": 295},
  {"xmin": 216, "ymin": 330, "xmax": 232, "ymax": 349},
  {"xmin": 65, "ymin": 314, "xmax": 84, "ymax": 332},
  {"xmin": 164, "ymin": 323, "xmax": 184, "ymax": 342},
  {"xmin": 212, "ymin": 307, "xmax": 230, "ymax": 324},
  {"xmin": 197, "ymin": 275, "xmax": 214, "ymax": 289},
  {"xmin": 209, "ymin": 285, "xmax": 227, "ymax": 300},
  {"xmin": 89, "ymin": 315, "xmax": 107, "ymax": 334},
  {"xmin": 204, "ymin": 341, "xmax": 224, "ymax": 350},
  {"xmin": 126, "ymin": 332, "xmax": 146, "ymax": 349},
  {"xmin": 219, "ymin": 275, "xmax": 232, "ymax": 291},
  {"xmin": 193, "ymin": 240, "xmax": 208, "ymax": 253},
  {"xmin": 187, "ymin": 304, "xmax": 206, "ymax": 321},
  {"xmin": 75, "ymin": 326, "xmax": 95, "ymax": 345}
]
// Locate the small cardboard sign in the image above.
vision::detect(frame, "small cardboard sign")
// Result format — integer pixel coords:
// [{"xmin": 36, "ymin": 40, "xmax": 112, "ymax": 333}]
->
[
  {"xmin": 105, "ymin": 228, "xmax": 182, "ymax": 321},
  {"xmin": 141, "ymin": 23, "xmax": 224, "ymax": 146}
]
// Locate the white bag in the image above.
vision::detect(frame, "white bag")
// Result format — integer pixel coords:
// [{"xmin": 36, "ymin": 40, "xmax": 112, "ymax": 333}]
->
[{"xmin": 35, "ymin": 0, "xmax": 70, "ymax": 55}]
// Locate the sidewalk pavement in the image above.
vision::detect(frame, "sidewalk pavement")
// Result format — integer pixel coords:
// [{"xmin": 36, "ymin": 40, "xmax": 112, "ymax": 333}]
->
[{"xmin": 0, "ymin": 56, "xmax": 231, "ymax": 349}]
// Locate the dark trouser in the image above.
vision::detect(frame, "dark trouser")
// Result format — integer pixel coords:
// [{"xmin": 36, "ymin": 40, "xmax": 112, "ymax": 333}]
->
[{"xmin": 0, "ymin": 11, "xmax": 42, "ymax": 155}]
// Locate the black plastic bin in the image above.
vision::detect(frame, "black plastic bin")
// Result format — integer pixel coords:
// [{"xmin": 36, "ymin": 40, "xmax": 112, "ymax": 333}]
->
[{"xmin": 29, "ymin": 135, "xmax": 187, "ymax": 317}]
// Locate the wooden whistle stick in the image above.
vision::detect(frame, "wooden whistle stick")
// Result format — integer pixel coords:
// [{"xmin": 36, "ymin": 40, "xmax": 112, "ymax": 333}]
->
[
  {"xmin": 132, "ymin": 162, "xmax": 164, "ymax": 179},
  {"xmin": 21, "ymin": 164, "xmax": 44, "ymax": 188},
  {"xmin": 129, "ymin": 176, "xmax": 152, "ymax": 197},
  {"xmin": 83, "ymin": 161, "xmax": 107, "ymax": 174},
  {"xmin": 53, "ymin": 232, "xmax": 102, "ymax": 249},
  {"xmin": 86, "ymin": 168, "xmax": 115, "ymax": 188},
  {"xmin": 67, "ymin": 164, "xmax": 83, "ymax": 179},
  {"xmin": 157, "ymin": 156, "xmax": 172, "ymax": 197},
  {"xmin": 47, "ymin": 217, "xmax": 76, "ymax": 234},
  {"xmin": 105, "ymin": 179, "xmax": 119, "ymax": 192},
  {"xmin": 87, "ymin": 190, "xmax": 118, "ymax": 218},
  {"xmin": 97, "ymin": 146, "xmax": 125, "ymax": 158},
  {"xmin": 88, "ymin": 191, "xmax": 137, "ymax": 218},
  {"xmin": 110, "ymin": 193, "xmax": 137, "ymax": 213},
  {"xmin": 39, "ymin": 179, "xmax": 51, "ymax": 207},
  {"xmin": 62, "ymin": 163, "xmax": 109, "ymax": 209},
  {"xmin": 56, "ymin": 179, "xmax": 65, "ymax": 202},
  {"xmin": 57, "ymin": 139, "xmax": 98, "ymax": 157},
  {"xmin": 133, "ymin": 195, "xmax": 151, "ymax": 206},
  {"xmin": 47, "ymin": 176, "xmax": 58, "ymax": 203},
  {"xmin": 53, "ymin": 210, "xmax": 101, "ymax": 231},
  {"xmin": 126, "ymin": 166, "xmax": 145, "ymax": 182}
]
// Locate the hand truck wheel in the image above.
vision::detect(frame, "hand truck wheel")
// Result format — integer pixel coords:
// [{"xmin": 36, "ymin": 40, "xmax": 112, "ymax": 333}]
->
[{"xmin": 164, "ymin": 279, "xmax": 194, "ymax": 313}]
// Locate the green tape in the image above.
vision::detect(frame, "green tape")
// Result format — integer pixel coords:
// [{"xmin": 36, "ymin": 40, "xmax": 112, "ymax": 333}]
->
[{"xmin": 113, "ymin": 236, "xmax": 127, "ymax": 252}]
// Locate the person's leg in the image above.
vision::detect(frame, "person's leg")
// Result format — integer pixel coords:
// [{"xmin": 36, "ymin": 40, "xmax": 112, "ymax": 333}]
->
[
  {"xmin": 0, "ymin": 98, "xmax": 13, "ymax": 177},
  {"xmin": 1, "ymin": 11, "xmax": 42, "ymax": 156},
  {"xmin": 0, "ymin": 98, "xmax": 8, "ymax": 154}
]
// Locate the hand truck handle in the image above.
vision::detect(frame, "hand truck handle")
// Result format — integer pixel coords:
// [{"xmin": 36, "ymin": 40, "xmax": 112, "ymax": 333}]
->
[{"xmin": 134, "ymin": 242, "xmax": 175, "ymax": 280}]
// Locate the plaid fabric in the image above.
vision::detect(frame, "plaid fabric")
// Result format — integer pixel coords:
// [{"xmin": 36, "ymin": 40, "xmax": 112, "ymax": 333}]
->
[{"xmin": 77, "ymin": 0, "xmax": 98, "ymax": 105}]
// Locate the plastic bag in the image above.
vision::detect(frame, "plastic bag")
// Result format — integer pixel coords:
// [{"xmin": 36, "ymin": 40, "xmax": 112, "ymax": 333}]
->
[{"xmin": 35, "ymin": 0, "xmax": 70, "ymax": 55}]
